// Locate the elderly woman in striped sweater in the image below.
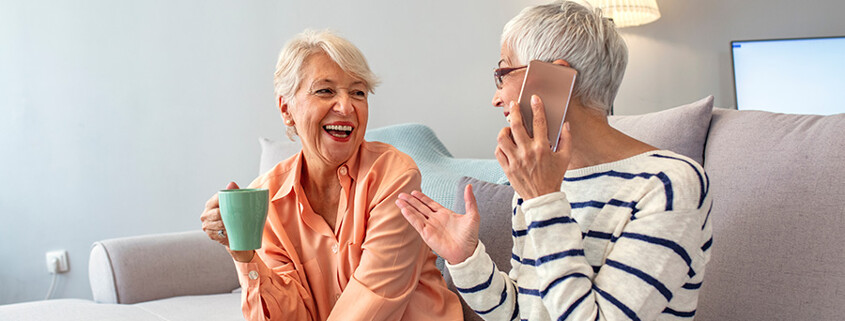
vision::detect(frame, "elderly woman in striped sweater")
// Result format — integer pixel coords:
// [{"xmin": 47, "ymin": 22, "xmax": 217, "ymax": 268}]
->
[{"xmin": 396, "ymin": 1, "xmax": 712, "ymax": 320}]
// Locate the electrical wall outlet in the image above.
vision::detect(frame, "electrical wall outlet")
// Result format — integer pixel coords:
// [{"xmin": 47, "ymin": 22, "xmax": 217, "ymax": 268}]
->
[{"xmin": 45, "ymin": 250, "xmax": 69, "ymax": 273}]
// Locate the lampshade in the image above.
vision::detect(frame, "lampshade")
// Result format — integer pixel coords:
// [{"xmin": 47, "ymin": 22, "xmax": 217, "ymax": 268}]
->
[{"xmin": 587, "ymin": 0, "xmax": 661, "ymax": 28}]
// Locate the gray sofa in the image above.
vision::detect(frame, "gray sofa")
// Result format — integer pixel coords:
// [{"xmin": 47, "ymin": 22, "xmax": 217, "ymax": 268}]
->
[
  {"xmin": 2, "ymin": 97, "xmax": 844, "ymax": 320},
  {"xmin": 0, "ymin": 231, "xmax": 243, "ymax": 321}
]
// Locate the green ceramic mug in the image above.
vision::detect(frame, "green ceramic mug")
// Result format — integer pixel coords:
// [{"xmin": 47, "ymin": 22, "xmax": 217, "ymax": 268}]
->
[{"xmin": 218, "ymin": 188, "xmax": 269, "ymax": 251}]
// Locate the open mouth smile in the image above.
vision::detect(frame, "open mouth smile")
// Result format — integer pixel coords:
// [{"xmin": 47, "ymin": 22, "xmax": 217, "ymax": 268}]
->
[{"xmin": 323, "ymin": 123, "xmax": 354, "ymax": 141}]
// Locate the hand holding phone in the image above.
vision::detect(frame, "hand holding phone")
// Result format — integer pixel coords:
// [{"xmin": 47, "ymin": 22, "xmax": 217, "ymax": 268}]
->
[{"xmin": 516, "ymin": 60, "xmax": 577, "ymax": 151}]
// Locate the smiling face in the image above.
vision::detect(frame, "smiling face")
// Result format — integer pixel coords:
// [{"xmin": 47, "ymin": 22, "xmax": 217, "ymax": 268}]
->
[
  {"xmin": 280, "ymin": 52, "xmax": 369, "ymax": 168},
  {"xmin": 492, "ymin": 43, "xmax": 525, "ymax": 121}
]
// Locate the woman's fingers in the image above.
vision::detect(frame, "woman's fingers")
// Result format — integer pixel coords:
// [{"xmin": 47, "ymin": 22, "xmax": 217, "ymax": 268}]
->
[
  {"xmin": 397, "ymin": 200, "xmax": 428, "ymax": 234},
  {"xmin": 530, "ymin": 95, "xmax": 550, "ymax": 146},
  {"xmin": 201, "ymin": 182, "xmax": 241, "ymax": 246},
  {"xmin": 204, "ymin": 219, "xmax": 225, "ymax": 232},
  {"xmin": 204, "ymin": 181, "xmax": 237, "ymax": 211},
  {"xmin": 494, "ymin": 146, "xmax": 509, "ymax": 169},
  {"xmin": 203, "ymin": 221, "xmax": 227, "ymax": 242},
  {"xmin": 556, "ymin": 122, "xmax": 572, "ymax": 156},
  {"xmin": 204, "ymin": 194, "xmax": 219, "ymax": 212},
  {"xmin": 410, "ymin": 190, "xmax": 444, "ymax": 212},
  {"xmin": 397, "ymin": 192, "xmax": 435, "ymax": 217},
  {"xmin": 463, "ymin": 184, "xmax": 480, "ymax": 221},
  {"xmin": 202, "ymin": 207, "xmax": 221, "ymax": 221},
  {"xmin": 507, "ymin": 101, "xmax": 532, "ymax": 146},
  {"xmin": 201, "ymin": 195, "xmax": 227, "ymax": 245},
  {"xmin": 497, "ymin": 127, "xmax": 517, "ymax": 159}
]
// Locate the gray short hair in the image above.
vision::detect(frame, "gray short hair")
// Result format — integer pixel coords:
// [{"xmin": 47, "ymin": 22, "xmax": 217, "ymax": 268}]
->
[
  {"xmin": 273, "ymin": 29, "xmax": 379, "ymax": 105},
  {"xmin": 502, "ymin": 1, "xmax": 627, "ymax": 114},
  {"xmin": 273, "ymin": 29, "xmax": 379, "ymax": 139}
]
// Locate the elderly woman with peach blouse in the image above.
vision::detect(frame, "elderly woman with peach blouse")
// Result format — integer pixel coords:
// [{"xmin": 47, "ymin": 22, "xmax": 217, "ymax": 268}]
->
[{"xmin": 200, "ymin": 30, "xmax": 462, "ymax": 321}]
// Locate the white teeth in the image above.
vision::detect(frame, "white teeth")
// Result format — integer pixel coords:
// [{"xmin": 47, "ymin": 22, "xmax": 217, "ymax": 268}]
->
[
  {"xmin": 329, "ymin": 132, "xmax": 349, "ymax": 138},
  {"xmin": 324, "ymin": 125, "xmax": 353, "ymax": 131},
  {"xmin": 324, "ymin": 124, "xmax": 353, "ymax": 138}
]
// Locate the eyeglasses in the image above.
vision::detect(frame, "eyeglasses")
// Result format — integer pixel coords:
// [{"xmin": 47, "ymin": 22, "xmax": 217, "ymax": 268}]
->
[{"xmin": 493, "ymin": 65, "xmax": 527, "ymax": 89}]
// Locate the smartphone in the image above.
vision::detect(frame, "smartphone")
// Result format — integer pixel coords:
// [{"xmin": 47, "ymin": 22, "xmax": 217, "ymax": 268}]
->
[{"xmin": 516, "ymin": 60, "xmax": 577, "ymax": 152}]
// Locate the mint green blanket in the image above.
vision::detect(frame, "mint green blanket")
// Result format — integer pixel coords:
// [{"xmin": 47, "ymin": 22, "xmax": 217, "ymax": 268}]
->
[{"xmin": 366, "ymin": 123, "xmax": 508, "ymax": 210}]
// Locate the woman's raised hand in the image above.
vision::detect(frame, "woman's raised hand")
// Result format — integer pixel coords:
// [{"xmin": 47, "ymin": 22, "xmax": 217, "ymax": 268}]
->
[
  {"xmin": 496, "ymin": 95, "xmax": 571, "ymax": 200},
  {"xmin": 396, "ymin": 185, "xmax": 480, "ymax": 265}
]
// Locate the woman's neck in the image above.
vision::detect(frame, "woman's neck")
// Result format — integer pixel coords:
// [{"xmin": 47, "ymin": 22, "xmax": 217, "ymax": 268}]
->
[
  {"xmin": 300, "ymin": 155, "xmax": 342, "ymax": 229},
  {"xmin": 565, "ymin": 103, "xmax": 657, "ymax": 170}
]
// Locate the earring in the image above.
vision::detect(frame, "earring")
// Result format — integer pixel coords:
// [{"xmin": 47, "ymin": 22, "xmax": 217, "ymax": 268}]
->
[{"xmin": 285, "ymin": 119, "xmax": 294, "ymax": 125}]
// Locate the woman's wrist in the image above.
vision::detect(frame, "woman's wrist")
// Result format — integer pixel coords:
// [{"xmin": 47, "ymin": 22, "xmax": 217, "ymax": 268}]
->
[
  {"xmin": 445, "ymin": 239, "xmax": 479, "ymax": 265},
  {"xmin": 516, "ymin": 185, "xmax": 558, "ymax": 201},
  {"xmin": 230, "ymin": 249, "xmax": 255, "ymax": 263}
]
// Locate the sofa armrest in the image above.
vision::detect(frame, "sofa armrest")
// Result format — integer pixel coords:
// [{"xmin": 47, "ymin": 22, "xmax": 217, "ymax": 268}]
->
[{"xmin": 89, "ymin": 230, "xmax": 239, "ymax": 304}]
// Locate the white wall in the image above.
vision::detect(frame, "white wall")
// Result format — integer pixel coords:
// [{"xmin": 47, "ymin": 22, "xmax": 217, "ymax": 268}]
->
[
  {"xmin": 2, "ymin": 0, "xmax": 843, "ymax": 304},
  {"xmin": 614, "ymin": 0, "xmax": 845, "ymax": 115}
]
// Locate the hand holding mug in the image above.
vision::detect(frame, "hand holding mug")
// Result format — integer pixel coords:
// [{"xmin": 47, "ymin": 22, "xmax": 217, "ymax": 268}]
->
[
  {"xmin": 201, "ymin": 181, "xmax": 240, "ymax": 246},
  {"xmin": 201, "ymin": 182, "xmax": 268, "ymax": 262}
]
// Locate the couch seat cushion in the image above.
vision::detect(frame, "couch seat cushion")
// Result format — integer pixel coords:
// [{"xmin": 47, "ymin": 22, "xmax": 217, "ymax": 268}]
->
[
  {"xmin": 0, "ymin": 299, "xmax": 161, "ymax": 321},
  {"xmin": 134, "ymin": 293, "xmax": 242, "ymax": 321}
]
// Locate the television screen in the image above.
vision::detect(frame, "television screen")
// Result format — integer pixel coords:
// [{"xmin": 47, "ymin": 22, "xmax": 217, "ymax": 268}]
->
[{"xmin": 731, "ymin": 36, "xmax": 845, "ymax": 115}]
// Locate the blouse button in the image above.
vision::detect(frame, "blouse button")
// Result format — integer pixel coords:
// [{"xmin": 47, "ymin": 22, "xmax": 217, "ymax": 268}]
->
[
  {"xmin": 331, "ymin": 243, "xmax": 339, "ymax": 253},
  {"xmin": 248, "ymin": 271, "xmax": 259, "ymax": 280},
  {"xmin": 339, "ymin": 166, "xmax": 348, "ymax": 176}
]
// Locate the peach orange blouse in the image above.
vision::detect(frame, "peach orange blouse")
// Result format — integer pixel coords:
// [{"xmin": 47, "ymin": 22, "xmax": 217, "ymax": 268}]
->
[{"xmin": 236, "ymin": 141, "xmax": 462, "ymax": 320}]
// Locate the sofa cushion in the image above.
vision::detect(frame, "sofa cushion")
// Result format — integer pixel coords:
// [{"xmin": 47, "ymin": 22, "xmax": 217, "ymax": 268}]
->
[
  {"xmin": 133, "ymin": 293, "xmax": 242, "ymax": 321},
  {"xmin": 697, "ymin": 108, "xmax": 845, "ymax": 320},
  {"xmin": 0, "ymin": 295, "xmax": 244, "ymax": 321},
  {"xmin": 609, "ymin": 95, "xmax": 713, "ymax": 165},
  {"xmin": 259, "ymin": 124, "xmax": 508, "ymax": 210},
  {"xmin": 0, "ymin": 299, "xmax": 161, "ymax": 321}
]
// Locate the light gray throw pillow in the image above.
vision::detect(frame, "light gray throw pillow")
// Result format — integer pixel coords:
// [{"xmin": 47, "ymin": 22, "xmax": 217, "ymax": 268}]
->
[
  {"xmin": 609, "ymin": 95, "xmax": 713, "ymax": 165},
  {"xmin": 451, "ymin": 176, "xmax": 516, "ymax": 272},
  {"xmin": 258, "ymin": 137, "xmax": 301, "ymax": 175}
]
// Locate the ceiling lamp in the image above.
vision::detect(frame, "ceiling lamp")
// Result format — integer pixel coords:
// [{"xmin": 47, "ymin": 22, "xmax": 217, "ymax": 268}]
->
[{"xmin": 587, "ymin": 0, "xmax": 662, "ymax": 28}]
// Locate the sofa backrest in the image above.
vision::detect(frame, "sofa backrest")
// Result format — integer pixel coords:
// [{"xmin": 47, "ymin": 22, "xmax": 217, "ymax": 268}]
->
[{"xmin": 697, "ymin": 108, "xmax": 845, "ymax": 320}]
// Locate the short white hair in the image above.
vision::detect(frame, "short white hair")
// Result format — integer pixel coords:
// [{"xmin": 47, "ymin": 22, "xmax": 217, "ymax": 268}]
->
[
  {"xmin": 273, "ymin": 29, "xmax": 379, "ymax": 104},
  {"xmin": 502, "ymin": 1, "xmax": 627, "ymax": 114}
]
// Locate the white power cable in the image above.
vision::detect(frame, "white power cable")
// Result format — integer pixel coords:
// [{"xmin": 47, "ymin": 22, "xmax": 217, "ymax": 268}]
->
[{"xmin": 45, "ymin": 257, "xmax": 59, "ymax": 300}]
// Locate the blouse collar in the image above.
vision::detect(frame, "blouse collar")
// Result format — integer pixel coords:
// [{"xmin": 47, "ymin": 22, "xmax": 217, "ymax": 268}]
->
[{"xmin": 271, "ymin": 142, "xmax": 363, "ymax": 202}]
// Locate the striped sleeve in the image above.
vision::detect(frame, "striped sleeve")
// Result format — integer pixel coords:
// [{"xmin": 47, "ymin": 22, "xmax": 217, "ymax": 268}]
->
[
  {"xmin": 517, "ymin": 192, "xmax": 598, "ymax": 320},
  {"xmin": 521, "ymin": 191, "xmax": 710, "ymax": 320},
  {"xmin": 446, "ymin": 242, "xmax": 519, "ymax": 320}
]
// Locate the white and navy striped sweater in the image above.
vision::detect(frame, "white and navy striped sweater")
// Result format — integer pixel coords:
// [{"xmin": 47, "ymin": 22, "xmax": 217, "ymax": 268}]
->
[{"xmin": 447, "ymin": 150, "xmax": 712, "ymax": 321}]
